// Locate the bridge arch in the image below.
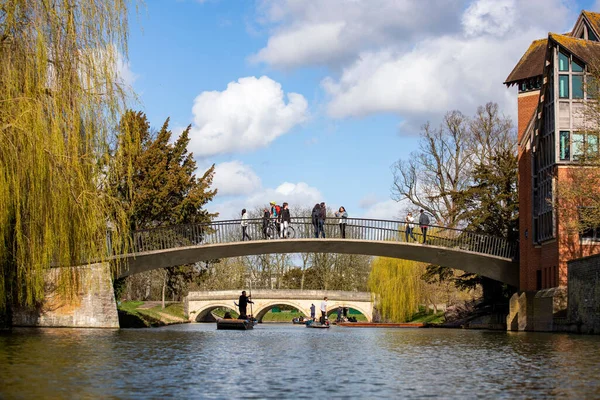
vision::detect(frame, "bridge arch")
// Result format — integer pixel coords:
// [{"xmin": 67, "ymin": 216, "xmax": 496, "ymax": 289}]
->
[
  {"xmin": 254, "ymin": 300, "xmax": 309, "ymax": 323},
  {"xmin": 194, "ymin": 303, "xmax": 237, "ymax": 323},
  {"xmin": 120, "ymin": 239, "xmax": 519, "ymax": 287},
  {"xmin": 326, "ymin": 305, "xmax": 370, "ymax": 321}
]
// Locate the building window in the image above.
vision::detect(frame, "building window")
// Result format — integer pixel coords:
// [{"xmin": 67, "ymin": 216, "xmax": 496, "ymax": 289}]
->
[
  {"xmin": 589, "ymin": 28, "xmax": 599, "ymax": 41},
  {"xmin": 572, "ymin": 75, "xmax": 584, "ymax": 99},
  {"xmin": 572, "ymin": 59, "xmax": 584, "ymax": 72},
  {"xmin": 559, "ymin": 75, "xmax": 569, "ymax": 98},
  {"xmin": 559, "ymin": 131, "xmax": 570, "ymax": 160},
  {"xmin": 559, "ymin": 52, "xmax": 569, "ymax": 71},
  {"xmin": 572, "ymin": 132, "xmax": 600, "ymax": 160},
  {"xmin": 579, "ymin": 208, "xmax": 600, "ymax": 242}
]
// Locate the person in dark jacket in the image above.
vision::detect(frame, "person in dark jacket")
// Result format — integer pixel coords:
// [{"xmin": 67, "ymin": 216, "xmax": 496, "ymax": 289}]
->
[
  {"xmin": 280, "ymin": 202, "xmax": 291, "ymax": 238},
  {"xmin": 318, "ymin": 202, "xmax": 326, "ymax": 238},
  {"xmin": 311, "ymin": 203, "xmax": 321, "ymax": 238},
  {"xmin": 238, "ymin": 290, "xmax": 254, "ymax": 319},
  {"xmin": 262, "ymin": 208, "xmax": 270, "ymax": 239},
  {"xmin": 419, "ymin": 209, "xmax": 431, "ymax": 243}
]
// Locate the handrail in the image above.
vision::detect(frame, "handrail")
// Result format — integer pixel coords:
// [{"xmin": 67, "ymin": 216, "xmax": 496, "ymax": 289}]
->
[{"xmin": 128, "ymin": 217, "xmax": 518, "ymax": 260}]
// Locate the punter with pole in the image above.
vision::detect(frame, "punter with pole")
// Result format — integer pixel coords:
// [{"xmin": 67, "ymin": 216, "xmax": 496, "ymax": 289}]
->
[{"xmin": 238, "ymin": 290, "xmax": 254, "ymax": 320}]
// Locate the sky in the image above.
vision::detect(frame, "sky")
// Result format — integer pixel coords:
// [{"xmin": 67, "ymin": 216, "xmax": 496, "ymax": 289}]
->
[{"xmin": 121, "ymin": 0, "xmax": 600, "ymax": 220}]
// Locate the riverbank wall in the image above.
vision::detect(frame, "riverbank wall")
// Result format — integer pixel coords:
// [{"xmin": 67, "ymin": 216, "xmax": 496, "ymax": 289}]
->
[
  {"xmin": 12, "ymin": 262, "xmax": 119, "ymax": 328},
  {"xmin": 567, "ymin": 254, "xmax": 600, "ymax": 334},
  {"xmin": 506, "ymin": 253, "xmax": 600, "ymax": 334}
]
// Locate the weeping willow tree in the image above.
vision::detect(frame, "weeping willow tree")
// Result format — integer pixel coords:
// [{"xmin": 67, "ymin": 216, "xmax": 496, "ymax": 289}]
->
[
  {"xmin": 368, "ymin": 257, "xmax": 425, "ymax": 322},
  {"xmin": 0, "ymin": 1, "xmax": 133, "ymax": 320}
]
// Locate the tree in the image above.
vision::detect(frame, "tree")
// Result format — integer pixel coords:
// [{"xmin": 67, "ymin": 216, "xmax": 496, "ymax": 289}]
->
[
  {"xmin": 368, "ymin": 258, "xmax": 425, "ymax": 322},
  {"xmin": 391, "ymin": 102, "xmax": 518, "ymax": 305},
  {"xmin": 0, "ymin": 0, "xmax": 132, "ymax": 323},
  {"xmin": 109, "ymin": 111, "xmax": 217, "ymax": 306},
  {"xmin": 449, "ymin": 148, "xmax": 519, "ymax": 301},
  {"xmin": 391, "ymin": 103, "xmax": 515, "ymax": 227},
  {"xmin": 391, "ymin": 111, "xmax": 470, "ymax": 226}
]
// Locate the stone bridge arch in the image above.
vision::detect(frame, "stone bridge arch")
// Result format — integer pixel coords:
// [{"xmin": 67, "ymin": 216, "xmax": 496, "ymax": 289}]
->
[
  {"xmin": 192, "ymin": 302, "xmax": 238, "ymax": 322},
  {"xmin": 326, "ymin": 305, "xmax": 370, "ymax": 321},
  {"xmin": 253, "ymin": 300, "xmax": 310, "ymax": 323}
]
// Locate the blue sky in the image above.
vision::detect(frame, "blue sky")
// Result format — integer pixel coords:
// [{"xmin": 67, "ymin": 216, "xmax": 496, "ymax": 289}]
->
[{"xmin": 122, "ymin": 0, "xmax": 598, "ymax": 220}]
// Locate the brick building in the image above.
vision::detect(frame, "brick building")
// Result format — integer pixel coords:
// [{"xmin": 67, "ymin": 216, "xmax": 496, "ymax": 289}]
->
[{"xmin": 504, "ymin": 11, "xmax": 600, "ymax": 329}]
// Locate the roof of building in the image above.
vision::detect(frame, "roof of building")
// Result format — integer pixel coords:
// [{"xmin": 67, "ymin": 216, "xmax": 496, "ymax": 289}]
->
[
  {"xmin": 550, "ymin": 33, "xmax": 600, "ymax": 65},
  {"xmin": 504, "ymin": 39, "xmax": 547, "ymax": 85},
  {"xmin": 581, "ymin": 11, "xmax": 600, "ymax": 37}
]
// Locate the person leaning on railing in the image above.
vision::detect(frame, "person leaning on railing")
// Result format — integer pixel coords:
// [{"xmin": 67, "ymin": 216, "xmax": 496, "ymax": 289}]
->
[
  {"xmin": 335, "ymin": 206, "xmax": 348, "ymax": 238},
  {"xmin": 405, "ymin": 212, "xmax": 417, "ymax": 242}
]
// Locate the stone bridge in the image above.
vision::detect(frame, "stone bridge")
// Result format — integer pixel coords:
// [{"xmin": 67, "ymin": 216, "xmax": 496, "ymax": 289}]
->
[{"xmin": 185, "ymin": 290, "xmax": 374, "ymax": 323}]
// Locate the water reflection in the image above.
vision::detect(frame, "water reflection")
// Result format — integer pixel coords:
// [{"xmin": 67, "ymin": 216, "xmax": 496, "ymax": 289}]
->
[{"xmin": 2, "ymin": 325, "xmax": 600, "ymax": 399}]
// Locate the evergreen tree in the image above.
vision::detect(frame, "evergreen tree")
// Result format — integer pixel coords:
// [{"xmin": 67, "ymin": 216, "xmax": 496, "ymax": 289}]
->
[{"xmin": 110, "ymin": 110, "xmax": 217, "ymax": 304}]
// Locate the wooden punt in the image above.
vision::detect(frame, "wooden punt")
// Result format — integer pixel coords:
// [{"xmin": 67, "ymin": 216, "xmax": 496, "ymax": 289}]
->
[{"xmin": 216, "ymin": 318, "xmax": 254, "ymax": 330}]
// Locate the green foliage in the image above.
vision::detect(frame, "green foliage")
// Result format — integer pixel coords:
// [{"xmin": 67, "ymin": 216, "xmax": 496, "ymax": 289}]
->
[
  {"xmin": 368, "ymin": 257, "xmax": 424, "ymax": 322},
  {"xmin": 0, "ymin": 0, "xmax": 132, "ymax": 317},
  {"xmin": 110, "ymin": 110, "xmax": 218, "ymax": 230},
  {"xmin": 408, "ymin": 308, "xmax": 445, "ymax": 324},
  {"xmin": 109, "ymin": 110, "xmax": 218, "ymax": 300}
]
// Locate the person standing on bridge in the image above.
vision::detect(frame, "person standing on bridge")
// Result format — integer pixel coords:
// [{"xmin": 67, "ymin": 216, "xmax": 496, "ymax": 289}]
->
[
  {"xmin": 262, "ymin": 208, "xmax": 270, "ymax": 239},
  {"xmin": 318, "ymin": 202, "xmax": 327, "ymax": 238},
  {"xmin": 335, "ymin": 206, "xmax": 348, "ymax": 238},
  {"xmin": 405, "ymin": 212, "xmax": 416, "ymax": 242},
  {"xmin": 320, "ymin": 296, "xmax": 328, "ymax": 324},
  {"xmin": 419, "ymin": 209, "xmax": 430, "ymax": 244},
  {"xmin": 238, "ymin": 290, "xmax": 254, "ymax": 320},
  {"xmin": 280, "ymin": 202, "xmax": 291, "ymax": 238},
  {"xmin": 312, "ymin": 204, "xmax": 321, "ymax": 238},
  {"xmin": 241, "ymin": 209, "xmax": 252, "ymax": 241}
]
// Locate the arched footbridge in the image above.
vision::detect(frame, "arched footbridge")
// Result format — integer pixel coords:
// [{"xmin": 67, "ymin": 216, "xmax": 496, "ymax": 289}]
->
[
  {"xmin": 115, "ymin": 217, "xmax": 519, "ymax": 287},
  {"xmin": 185, "ymin": 290, "xmax": 373, "ymax": 323}
]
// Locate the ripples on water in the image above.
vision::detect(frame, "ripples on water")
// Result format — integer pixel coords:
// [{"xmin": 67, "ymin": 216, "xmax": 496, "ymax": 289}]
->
[{"xmin": 2, "ymin": 324, "xmax": 600, "ymax": 399}]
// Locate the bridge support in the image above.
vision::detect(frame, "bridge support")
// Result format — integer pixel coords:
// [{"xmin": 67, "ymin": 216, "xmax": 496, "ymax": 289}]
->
[
  {"xmin": 506, "ymin": 288, "xmax": 568, "ymax": 332},
  {"xmin": 12, "ymin": 262, "xmax": 119, "ymax": 328}
]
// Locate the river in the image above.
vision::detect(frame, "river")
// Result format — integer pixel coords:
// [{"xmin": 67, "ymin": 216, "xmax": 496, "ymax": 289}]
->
[{"xmin": 1, "ymin": 324, "xmax": 600, "ymax": 399}]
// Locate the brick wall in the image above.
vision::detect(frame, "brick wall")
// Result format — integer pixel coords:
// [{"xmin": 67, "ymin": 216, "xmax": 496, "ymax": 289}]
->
[
  {"xmin": 517, "ymin": 91, "xmax": 541, "ymax": 291},
  {"xmin": 568, "ymin": 254, "xmax": 600, "ymax": 334}
]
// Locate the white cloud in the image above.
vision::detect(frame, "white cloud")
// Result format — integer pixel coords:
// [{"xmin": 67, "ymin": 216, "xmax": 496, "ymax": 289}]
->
[
  {"xmin": 252, "ymin": 0, "xmax": 577, "ymax": 125},
  {"xmin": 318, "ymin": 0, "xmax": 577, "ymax": 124},
  {"xmin": 188, "ymin": 76, "xmax": 308, "ymax": 157},
  {"xmin": 252, "ymin": 0, "xmax": 465, "ymax": 68},
  {"xmin": 361, "ymin": 199, "xmax": 404, "ymax": 220},
  {"xmin": 461, "ymin": 0, "xmax": 516, "ymax": 37},
  {"xmin": 322, "ymin": 33, "xmax": 525, "ymax": 120},
  {"xmin": 358, "ymin": 193, "xmax": 379, "ymax": 209},
  {"xmin": 115, "ymin": 52, "xmax": 139, "ymax": 87},
  {"xmin": 213, "ymin": 161, "xmax": 262, "ymax": 196},
  {"xmin": 210, "ymin": 181, "xmax": 323, "ymax": 219}
]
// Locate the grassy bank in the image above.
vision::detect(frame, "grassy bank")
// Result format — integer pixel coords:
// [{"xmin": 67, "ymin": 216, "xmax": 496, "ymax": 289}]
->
[
  {"xmin": 407, "ymin": 309, "xmax": 445, "ymax": 324},
  {"xmin": 118, "ymin": 301, "xmax": 188, "ymax": 328}
]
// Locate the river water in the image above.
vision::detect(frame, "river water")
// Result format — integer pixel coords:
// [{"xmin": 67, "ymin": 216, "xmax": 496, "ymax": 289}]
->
[{"xmin": 1, "ymin": 324, "xmax": 600, "ymax": 399}]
